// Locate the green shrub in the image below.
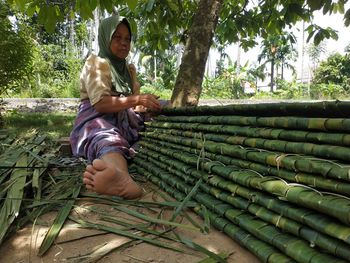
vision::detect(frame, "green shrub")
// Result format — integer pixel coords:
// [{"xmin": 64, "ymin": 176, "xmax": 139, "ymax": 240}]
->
[
  {"xmin": 313, "ymin": 53, "xmax": 350, "ymax": 91},
  {"xmin": 0, "ymin": 4, "xmax": 33, "ymax": 96},
  {"xmin": 141, "ymin": 79, "xmax": 172, "ymax": 100},
  {"xmin": 309, "ymin": 83, "xmax": 347, "ymax": 99}
]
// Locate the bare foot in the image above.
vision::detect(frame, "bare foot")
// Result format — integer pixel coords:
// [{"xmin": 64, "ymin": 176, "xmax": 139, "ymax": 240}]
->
[{"xmin": 83, "ymin": 159, "xmax": 143, "ymax": 199}]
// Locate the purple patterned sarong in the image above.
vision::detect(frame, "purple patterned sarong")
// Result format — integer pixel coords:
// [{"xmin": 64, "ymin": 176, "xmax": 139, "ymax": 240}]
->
[{"xmin": 70, "ymin": 100, "xmax": 145, "ymax": 162}]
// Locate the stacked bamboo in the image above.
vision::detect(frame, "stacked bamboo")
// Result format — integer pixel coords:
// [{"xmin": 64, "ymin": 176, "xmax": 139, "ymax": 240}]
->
[{"xmin": 132, "ymin": 101, "xmax": 350, "ymax": 263}]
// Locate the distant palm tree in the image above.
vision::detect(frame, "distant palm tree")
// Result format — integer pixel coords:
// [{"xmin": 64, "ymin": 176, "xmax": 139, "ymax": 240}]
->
[
  {"xmin": 248, "ymin": 64, "xmax": 266, "ymax": 90},
  {"xmin": 276, "ymin": 34, "xmax": 298, "ymax": 80},
  {"xmin": 258, "ymin": 32, "xmax": 297, "ymax": 92}
]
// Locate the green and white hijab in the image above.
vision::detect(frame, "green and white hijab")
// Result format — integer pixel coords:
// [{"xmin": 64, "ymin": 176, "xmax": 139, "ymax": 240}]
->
[{"xmin": 98, "ymin": 15, "xmax": 133, "ymax": 95}]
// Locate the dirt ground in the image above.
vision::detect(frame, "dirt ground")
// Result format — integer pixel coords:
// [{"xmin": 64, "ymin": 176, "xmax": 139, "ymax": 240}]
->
[
  {"xmin": 0, "ymin": 98, "xmax": 261, "ymax": 262},
  {"xmin": 0, "ymin": 181, "xmax": 261, "ymax": 263}
]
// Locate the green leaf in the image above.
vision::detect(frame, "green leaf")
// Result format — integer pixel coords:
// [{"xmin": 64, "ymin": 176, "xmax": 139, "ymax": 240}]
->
[
  {"xmin": 36, "ymin": 5, "xmax": 61, "ymax": 33},
  {"xmin": 170, "ymin": 178, "xmax": 202, "ymax": 222},
  {"xmin": 307, "ymin": 0, "xmax": 323, "ymax": 11},
  {"xmin": 199, "ymin": 205, "xmax": 210, "ymax": 234},
  {"xmin": 344, "ymin": 9, "xmax": 350, "ymax": 27},
  {"xmin": 89, "ymin": 0, "xmax": 98, "ymax": 10},
  {"xmin": 126, "ymin": 0, "xmax": 138, "ymax": 10},
  {"xmin": 37, "ymin": 184, "xmax": 81, "ymax": 256},
  {"xmin": 175, "ymin": 233, "xmax": 227, "ymax": 263},
  {"xmin": 14, "ymin": 0, "xmax": 26, "ymax": 11},
  {"xmin": 26, "ymin": 2, "xmax": 38, "ymax": 17},
  {"xmin": 166, "ymin": 0, "xmax": 179, "ymax": 12},
  {"xmin": 128, "ymin": 18, "xmax": 138, "ymax": 37},
  {"xmin": 146, "ymin": 0, "xmax": 155, "ymax": 12},
  {"xmin": 113, "ymin": 205, "xmax": 199, "ymax": 231},
  {"xmin": 337, "ymin": 1, "xmax": 345, "ymax": 14},
  {"xmin": 306, "ymin": 29, "xmax": 315, "ymax": 43},
  {"xmin": 79, "ymin": 0, "xmax": 94, "ymax": 20},
  {"xmin": 100, "ymin": 0, "xmax": 114, "ymax": 13},
  {"xmin": 70, "ymin": 217, "xmax": 184, "ymax": 253},
  {"xmin": 323, "ymin": 0, "xmax": 332, "ymax": 14},
  {"xmin": 0, "ymin": 153, "xmax": 28, "ymax": 244}
]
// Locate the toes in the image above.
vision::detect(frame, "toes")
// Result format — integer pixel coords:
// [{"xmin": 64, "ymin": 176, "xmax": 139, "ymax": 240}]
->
[
  {"xmin": 86, "ymin": 164, "xmax": 96, "ymax": 174},
  {"xmin": 92, "ymin": 159, "xmax": 108, "ymax": 171},
  {"xmin": 83, "ymin": 177, "xmax": 94, "ymax": 190},
  {"xmin": 83, "ymin": 171, "xmax": 94, "ymax": 183},
  {"xmin": 84, "ymin": 183, "xmax": 94, "ymax": 190}
]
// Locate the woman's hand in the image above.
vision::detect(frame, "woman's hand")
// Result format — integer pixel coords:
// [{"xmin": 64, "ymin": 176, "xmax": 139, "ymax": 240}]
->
[
  {"xmin": 136, "ymin": 94, "xmax": 161, "ymax": 111},
  {"xmin": 94, "ymin": 94, "xmax": 161, "ymax": 113},
  {"xmin": 128, "ymin": 64, "xmax": 140, "ymax": 95}
]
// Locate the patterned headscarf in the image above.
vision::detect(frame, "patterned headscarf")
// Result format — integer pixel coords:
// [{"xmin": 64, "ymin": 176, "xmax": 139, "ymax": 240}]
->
[{"xmin": 98, "ymin": 15, "xmax": 132, "ymax": 95}]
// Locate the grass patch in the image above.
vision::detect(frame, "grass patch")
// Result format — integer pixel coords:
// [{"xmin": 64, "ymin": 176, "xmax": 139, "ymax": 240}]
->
[{"xmin": 2, "ymin": 111, "xmax": 75, "ymax": 140}]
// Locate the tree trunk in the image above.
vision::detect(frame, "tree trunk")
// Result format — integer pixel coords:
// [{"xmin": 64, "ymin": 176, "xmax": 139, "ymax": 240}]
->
[
  {"xmin": 69, "ymin": 8, "xmax": 75, "ymax": 48},
  {"xmin": 170, "ymin": 0, "xmax": 223, "ymax": 107},
  {"xmin": 270, "ymin": 59, "xmax": 274, "ymax": 92}
]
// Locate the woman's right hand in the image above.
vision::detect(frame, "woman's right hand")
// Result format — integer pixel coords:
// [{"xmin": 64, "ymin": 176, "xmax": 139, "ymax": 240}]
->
[{"xmin": 136, "ymin": 94, "xmax": 161, "ymax": 111}]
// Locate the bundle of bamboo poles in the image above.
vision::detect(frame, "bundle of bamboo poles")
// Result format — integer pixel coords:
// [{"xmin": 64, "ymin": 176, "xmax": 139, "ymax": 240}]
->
[{"xmin": 132, "ymin": 101, "xmax": 350, "ymax": 263}]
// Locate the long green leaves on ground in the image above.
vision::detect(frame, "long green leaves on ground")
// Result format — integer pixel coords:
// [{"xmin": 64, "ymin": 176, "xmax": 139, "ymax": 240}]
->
[{"xmin": 0, "ymin": 131, "xmax": 230, "ymax": 262}]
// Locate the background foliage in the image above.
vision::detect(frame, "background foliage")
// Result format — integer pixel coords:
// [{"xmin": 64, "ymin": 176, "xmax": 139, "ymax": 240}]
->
[
  {"xmin": 0, "ymin": 3, "xmax": 33, "ymax": 95},
  {"xmin": 1, "ymin": 0, "xmax": 350, "ymax": 101}
]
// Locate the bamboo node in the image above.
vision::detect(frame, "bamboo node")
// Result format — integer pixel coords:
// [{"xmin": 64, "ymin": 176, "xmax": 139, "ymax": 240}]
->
[
  {"xmin": 319, "ymin": 191, "xmax": 350, "ymax": 201},
  {"xmin": 275, "ymin": 214, "xmax": 282, "ymax": 228},
  {"xmin": 306, "ymin": 156, "xmax": 345, "ymax": 168},
  {"xmin": 287, "ymin": 183, "xmax": 323, "ymax": 196}
]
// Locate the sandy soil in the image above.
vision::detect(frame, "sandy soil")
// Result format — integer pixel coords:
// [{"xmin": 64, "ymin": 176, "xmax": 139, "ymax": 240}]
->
[
  {"xmin": 0, "ymin": 98, "xmax": 262, "ymax": 262},
  {"xmin": 0, "ymin": 181, "xmax": 261, "ymax": 263}
]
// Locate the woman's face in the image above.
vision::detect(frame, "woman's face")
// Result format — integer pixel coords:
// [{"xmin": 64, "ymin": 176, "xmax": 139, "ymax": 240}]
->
[{"xmin": 110, "ymin": 23, "xmax": 131, "ymax": 59}]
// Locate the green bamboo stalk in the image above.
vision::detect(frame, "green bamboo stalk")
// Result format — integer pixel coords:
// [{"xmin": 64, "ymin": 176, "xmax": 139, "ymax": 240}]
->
[
  {"xmin": 141, "ymin": 131, "xmax": 350, "ymax": 182},
  {"xmin": 136, "ymin": 147, "xmax": 350, "ymax": 260},
  {"xmin": 133, "ymin": 164, "xmax": 294, "ymax": 263},
  {"xmin": 161, "ymin": 100, "xmax": 350, "ymax": 118},
  {"xmin": 145, "ymin": 127, "xmax": 350, "ymax": 163},
  {"xmin": 133, "ymin": 158, "xmax": 347, "ymax": 262},
  {"xmin": 154, "ymin": 115, "xmax": 350, "ymax": 133},
  {"xmin": 147, "ymin": 119, "xmax": 350, "ymax": 147},
  {"xmin": 137, "ymin": 141, "xmax": 350, "ymax": 244},
  {"xmin": 142, "ymin": 136, "xmax": 350, "ymax": 196}
]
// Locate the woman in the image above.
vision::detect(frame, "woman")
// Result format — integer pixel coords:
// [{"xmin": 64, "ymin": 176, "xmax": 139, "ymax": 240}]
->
[{"xmin": 70, "ymin": 15, "xmax": 161, "ymax": 199}]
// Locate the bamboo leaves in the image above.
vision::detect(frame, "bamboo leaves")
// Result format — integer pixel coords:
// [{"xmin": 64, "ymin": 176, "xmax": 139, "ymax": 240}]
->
[
  {"xmin": 38, "ymin": 183, "xmax": 81, "ymax": 256},
  {"xmin": 0, "ymin": 153, "xmax": 28, "ymax": 244},
  {"xmin": 1, "ymin": 131, "xmax": 232, "ymax": 261}
]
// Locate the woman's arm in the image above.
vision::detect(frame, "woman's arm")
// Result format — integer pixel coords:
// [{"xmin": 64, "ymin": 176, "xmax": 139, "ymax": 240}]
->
[
  {"xmin": 94, "ymin": 94, "xmax": 161, "ymax": 113},
  {"xmin": 128, "ymin": 64, "xmax": 141, "ymax": 95}
]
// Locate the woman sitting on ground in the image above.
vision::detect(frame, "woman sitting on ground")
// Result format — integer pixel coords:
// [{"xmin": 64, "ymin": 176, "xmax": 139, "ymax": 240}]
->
[{"xmin": 70, "ymin": 15, "xmax": 161, "ymax": 199}]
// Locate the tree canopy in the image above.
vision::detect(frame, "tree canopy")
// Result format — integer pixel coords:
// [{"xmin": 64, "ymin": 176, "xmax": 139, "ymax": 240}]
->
[
  {"xmin": 6, "ymin": 0, "xmax": 349, "ymax": 49},
  {"xmin": 0, "ymin": 3, "xmax": 33, "ymax": 94},
  {"xmin": 4, "ymin": 0, "xmax": 350, "ymax": 105}
]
